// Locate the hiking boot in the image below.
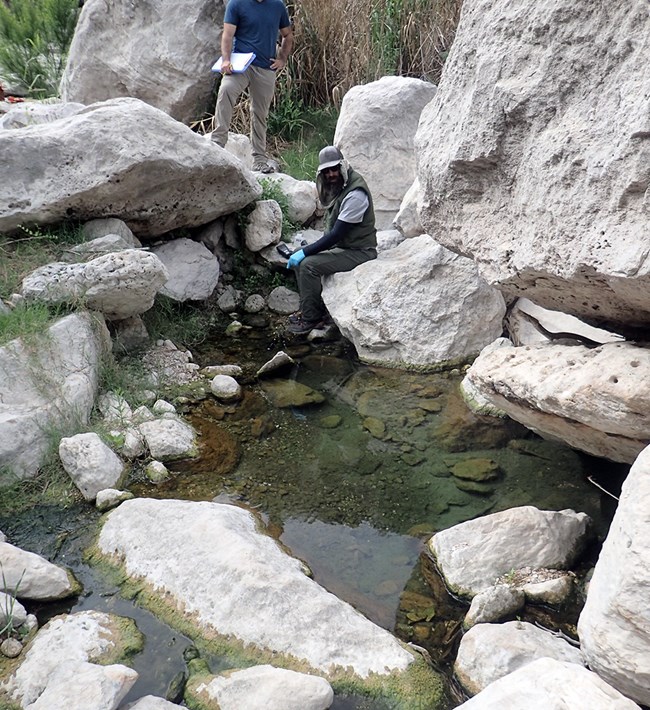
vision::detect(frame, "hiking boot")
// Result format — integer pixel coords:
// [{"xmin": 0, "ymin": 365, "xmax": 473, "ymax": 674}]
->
[
  {"xmin": 286, "ymin": 314, "xmax": 324, "ymax": 335},
  {"xmin": 288, "ymin": 311, "xmax": 303, "ymax": 325},
  {"xmin": 252, "ymin": 159, "xmax": 275, "ymax": 174}
]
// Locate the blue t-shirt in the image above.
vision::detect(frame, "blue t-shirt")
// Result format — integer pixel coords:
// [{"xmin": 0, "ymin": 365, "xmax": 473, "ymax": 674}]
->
[{"xmin": 225, "ymin": 0, "xmax": 291, "ymax": 69}]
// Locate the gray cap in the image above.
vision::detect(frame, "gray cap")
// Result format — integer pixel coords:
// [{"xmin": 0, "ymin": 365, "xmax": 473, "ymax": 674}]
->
[{"xmin": 317, "ymin": 145, "xmax": 344, "ymax": 173}]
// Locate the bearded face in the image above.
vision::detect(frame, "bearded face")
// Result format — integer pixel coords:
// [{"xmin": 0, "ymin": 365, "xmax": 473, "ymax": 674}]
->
[{"xmin": 318, "ymin": 165, "xmax": 344, "ymax": 207}]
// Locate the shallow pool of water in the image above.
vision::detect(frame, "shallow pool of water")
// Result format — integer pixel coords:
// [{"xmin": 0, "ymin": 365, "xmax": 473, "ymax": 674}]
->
[{"xmin": 0, "ymin": 326, "xmax": 621, "ymax": 707}]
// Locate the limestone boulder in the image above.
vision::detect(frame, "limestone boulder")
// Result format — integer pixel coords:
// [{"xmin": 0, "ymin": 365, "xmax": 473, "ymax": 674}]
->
[
  {"xmin": 578, "ymin": 445, "xmax": 650, "ymax": 706},
  {"xmin": 188, "ymin": 665, "xmax": 334, "ymax": 710},
  {"xmin": 322, "ymin": 235, "xmax": 505, "ymax": 369},
  {"xmin": 81, "ymin": 218, "xmax": 140, "ymax": 246},
  {"xmin": 262, "ymin": 173, "xmax": 319, "ymax": 225},
  {"xmin": 393, "ymin": 178, "xmax": 424, "ymax": 238},
  {"xmin": 58, "ymin": 433, "xmax": 125, "ymax": 502},
  {"xmin": 21, "ymin": 250, "xmax": 168, "ymax": 320},
  {"xmin": 152, "ymin": 238, "xmax": 220, "ymax": 302},
  {"xmin": 428, "ymin": 506, "xmax": 591, "ymax": 598},
  {"xmin": 454, "ymin": 658, "xmax": 641, "ymax": 710},
  {"xmin": 124, "ymin": 697, "xmax": 182, "ymax": 710},
  {"xmin": 96, "ymin": 499, "xmax": 419, "ymax": 680},
  {"xmin": 0, "ymin": 97, "xmax": 262, "ymax": 237},
  {"xmin": 464, "ymin": 340, "xmax": 650, "ymax": 463},
  {"xmin": 416, "ymin": 0, "xmax": 650, "ymax": 329},
  {"xmin": 245, "ymin": 200, "xmax": 282, "ymax": 252},
  {"xmin": 25, "ymin": 659, "xmax": 138, "ymax": 710},
  {"xmin": 0, "ymin": 542, "xmax": 78, "ymax": 602},
  {"xmin": 1, "ymin": 610, "xmax": 142, "ymax": 707},
  {"xmin": 137, "ymin": 419, "xmax": 198, "ymax": 461},
  {"xmin": 463, "ymin": 585, "xmax": 525, "ymax": 629},
  {"xmin": 0, "ymin": 312, "xmax": 111, "ymax": 482},
  {"xmin": 335, "ymin": 76, "xmax": 437, "ymax": 229},
  {"xmin": 454, "ymin": 621, "xmax": 584, "ymax": 695},
  {"xmin": 61, "ymin": 0, "xmax": 226, "ymax": 124}
]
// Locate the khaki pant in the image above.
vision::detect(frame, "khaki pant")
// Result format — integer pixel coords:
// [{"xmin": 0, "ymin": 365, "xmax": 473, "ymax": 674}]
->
[
  {"xmin": 296, "ymin": 247, "xmax": 377, "ymax": 322},
  {"xmin": 212, "ymin": 65, "xmax": 276, "ymax": 160}
]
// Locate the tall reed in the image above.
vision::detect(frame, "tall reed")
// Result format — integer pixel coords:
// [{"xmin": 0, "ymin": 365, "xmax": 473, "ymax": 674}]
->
[{"xmin": 286, "ymin": 0, "xmax": 462, "ymax": 107}]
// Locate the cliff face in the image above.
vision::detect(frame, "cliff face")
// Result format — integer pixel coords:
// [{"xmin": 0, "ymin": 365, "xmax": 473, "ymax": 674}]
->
[{"xmin": 416, "ymin": 0, "xmax": 650, "ymax": 330}]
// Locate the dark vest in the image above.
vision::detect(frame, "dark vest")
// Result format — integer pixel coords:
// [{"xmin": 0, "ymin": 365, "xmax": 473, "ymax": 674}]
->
[{"xmin": 326, "ymin": 170, "xmax": 377, "ymax": 250}]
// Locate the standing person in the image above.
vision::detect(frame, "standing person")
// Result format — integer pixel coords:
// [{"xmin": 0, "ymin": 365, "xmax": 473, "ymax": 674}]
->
[
  {"xmin": 211, "ymin": 0, "xmax": 293, "ymax": 173},
  {"xmin": 286, "ymin": 145, "xmax": 377, "ymax": 335}
]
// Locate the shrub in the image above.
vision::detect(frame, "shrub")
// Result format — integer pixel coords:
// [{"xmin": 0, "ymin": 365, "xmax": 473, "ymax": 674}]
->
[{"xmin": 0, "ymin": 0, "xmax": 80, "ymax": 98}]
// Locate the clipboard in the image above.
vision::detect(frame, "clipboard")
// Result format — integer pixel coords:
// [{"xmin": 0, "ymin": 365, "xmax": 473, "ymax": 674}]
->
[{"xmin": 212, "ymin": 52, "xmax": 256, "ymax": 73}]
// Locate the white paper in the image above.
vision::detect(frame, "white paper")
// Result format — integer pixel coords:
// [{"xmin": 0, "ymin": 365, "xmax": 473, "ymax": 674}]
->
[{"xmin": 212, "ymin": 52, "xmax": 256, "ymax": 73}]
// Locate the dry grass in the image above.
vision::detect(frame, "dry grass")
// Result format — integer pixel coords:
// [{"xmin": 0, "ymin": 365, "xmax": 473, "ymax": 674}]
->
[{"xmin": 288, "ymin": 0, "xmax": 462, "ymax": 106}]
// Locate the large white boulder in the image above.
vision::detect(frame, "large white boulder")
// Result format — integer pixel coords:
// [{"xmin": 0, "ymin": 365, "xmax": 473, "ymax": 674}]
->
[
  {"xmin": 415, "ymin": 0, "xmax": 650, "ymax": 329},
  {"xmin": 428, "ymin": 506, "xmax": 590, "ymax": 598},
  {"xmin": 0, "ymin": 97, "xmax": 261, "ymax": 237},
  {"xmin": 21, "ymin": 250, "xmax": 168, "ymax": 320},
  {"xmin": 322, "ymin": 234, "xmax": 505, "ymax": 368},
  {"xmin": 0, "ymin": 312, "xmax": 111, "ymax": 481},
  {"xmin": 97, "ymin": 499, "xmax": 415, "ymax": 678},
  {"xmin": 61, "ymin": 0, "xmax": 226, "ymax": 124},
  {"xmin": 463, "ymin": 340, "xmax": 650, "ymax": 463},
  {"xmin": 454, "ymin": 658, "xmax": 641, "ymax": 710},
  {"xmin": 578, "ymin": 444, "xmax": 650, "ymax": 705},
  {"xmin": 335, "ymin": 76, "xmax": 437, "ymax": 229}
]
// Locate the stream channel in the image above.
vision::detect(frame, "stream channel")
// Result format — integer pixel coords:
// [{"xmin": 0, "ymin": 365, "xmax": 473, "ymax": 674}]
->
[{"xmin": 0, "ymin": 322, "xmax": 625, "ymax": 709}]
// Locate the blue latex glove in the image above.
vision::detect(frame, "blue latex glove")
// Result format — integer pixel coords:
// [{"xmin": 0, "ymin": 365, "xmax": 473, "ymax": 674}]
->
[{"xmin": 287, "ymin": 249, "xmax": 305, "ymax": 269}]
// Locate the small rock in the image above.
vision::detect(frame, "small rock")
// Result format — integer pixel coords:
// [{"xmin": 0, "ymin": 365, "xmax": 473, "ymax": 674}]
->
[
  {"xmin": 211, "ymin": 375, "xmax": 243, "ymax": 402},
  {"xmin": 450, "ymin": 458, "xmax": 500, "ymax": 482},
  {"xmin": 1, "ymin": 637, "xmax": 23, "ymax": 658},
  {"xmin": 319, "ymin": 415, "xmax": 342, "ymax": 429},
  {"xmin": 256, "ymin": 351, "xmax": 295, "ymax": 378},
  {"xmin": 145, "ymin": 461, "xmax": 170, "ymax": 483},
  {"xmin": 244, "ymin": 294, "xmax": 266, "ymax": 313},
  {"xmin": 96, "ymin": 489, "xmax": 135, "ymax": 512},
  {"xmin": 363, "ymin": 416, "xmax": 386, "ymax": 439}
]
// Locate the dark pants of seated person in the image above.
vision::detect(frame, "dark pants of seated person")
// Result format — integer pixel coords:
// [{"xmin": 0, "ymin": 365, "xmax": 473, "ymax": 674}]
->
[{"xmin": 296, "ymin": 247, "xmax": 377, "ymax": 323}]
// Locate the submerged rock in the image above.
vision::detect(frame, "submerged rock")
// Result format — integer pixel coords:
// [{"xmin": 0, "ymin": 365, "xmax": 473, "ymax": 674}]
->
[{"xmin": 260, "ymin": 380, "xmax": 326, "ymax": 408}]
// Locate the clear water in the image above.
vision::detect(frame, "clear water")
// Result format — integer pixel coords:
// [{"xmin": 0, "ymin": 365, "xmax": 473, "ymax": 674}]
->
[{"xmin": 0, "ymin": 327, "xmax": 621, "ymax": 708}]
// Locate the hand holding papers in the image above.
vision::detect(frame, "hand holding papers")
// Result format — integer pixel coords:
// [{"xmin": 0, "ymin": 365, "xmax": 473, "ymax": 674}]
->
[{"xmin": 212, "ymin": 52, "xmax": 256, "ymax": 74}]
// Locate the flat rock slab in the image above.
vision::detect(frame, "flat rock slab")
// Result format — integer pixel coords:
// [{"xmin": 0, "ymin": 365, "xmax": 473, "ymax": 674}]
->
[
  {"xmin": 96, "ymin": 499, "xmax": 413, "ymax": 678},
  {"xmin": 464, "ymin": 341, "xmax": 650, "ymax": 463}
]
